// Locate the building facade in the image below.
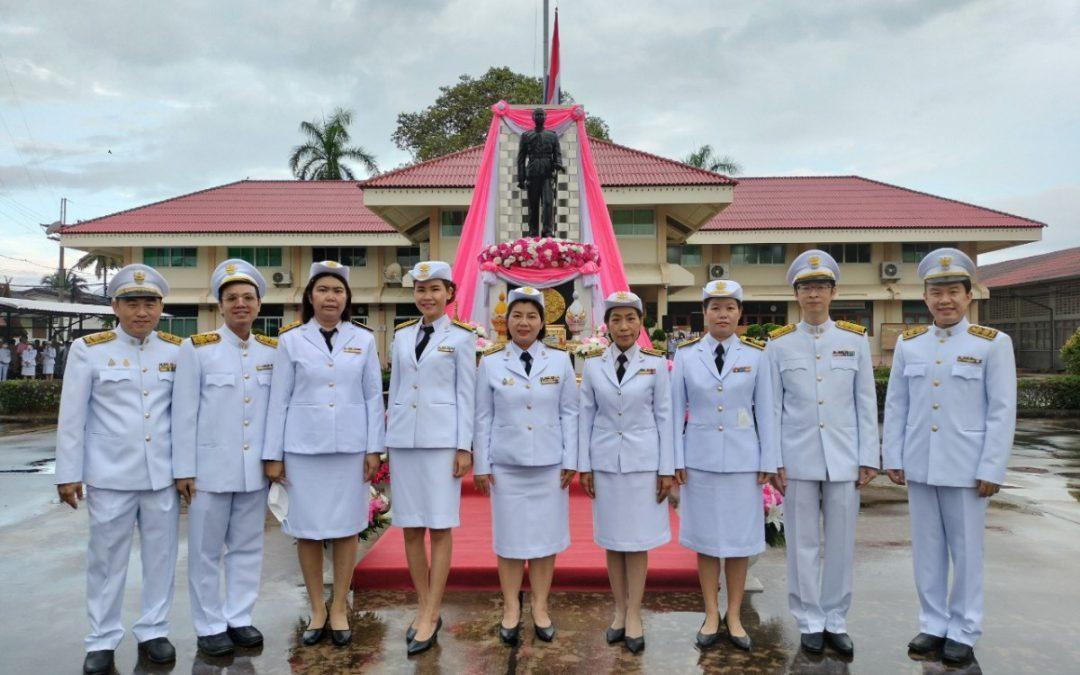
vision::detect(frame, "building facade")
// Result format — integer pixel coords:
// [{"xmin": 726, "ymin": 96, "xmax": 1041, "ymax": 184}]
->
[{"xmin": 60, "ymin": 140, "xmax": 1044, "ymax": 365}]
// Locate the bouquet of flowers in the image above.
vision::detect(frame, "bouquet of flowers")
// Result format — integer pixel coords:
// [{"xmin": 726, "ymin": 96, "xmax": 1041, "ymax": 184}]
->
[
  {"xmin": 763, "ymin": 483, "xmax": 785, "ymax": 548},
  {"xmin": 478, "ymin": 237, "xmax": 600, "ymax": 270},
  {"xmin": 360, "ymin": 486, "xmax": 391, "ymax": 541},
  {"xmin": 574, "ymin": 334, "xmax": 609, "ymax": 356}
]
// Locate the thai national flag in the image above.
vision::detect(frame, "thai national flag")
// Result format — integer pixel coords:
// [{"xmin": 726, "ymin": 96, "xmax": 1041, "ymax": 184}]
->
[{"xmin": 544, "ymin": 10, "xmax": 561, "ymax": 105}]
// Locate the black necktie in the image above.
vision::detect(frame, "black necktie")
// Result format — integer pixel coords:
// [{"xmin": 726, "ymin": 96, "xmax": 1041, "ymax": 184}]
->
[
  {"xmin": 319, "ymin": 328, "xmax": 336, "ymax": 353},
  {"xmin": 415, "ymin": 325, "xmax": 434, "ymax": 360},
  {"xmin": 616, "ymin": 353, "xmax": 628, "ymax": 382},
  {"xmin": 521, "ymin": 350, "xmax": 533, "ymax": 375},
  {"xmin": 715, "ymin": 343, "xmax": 725, "ymax": 374}
]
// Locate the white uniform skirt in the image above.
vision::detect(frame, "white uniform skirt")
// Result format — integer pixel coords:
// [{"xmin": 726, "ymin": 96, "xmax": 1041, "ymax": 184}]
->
[
  {"xmin": 593, "ymin": 470, "xmax": 671, "ymax": 552},
  {"xmin": 389, "ymin": 447, "xmax": 461, "ymax": 529},
  {"xmin": 679, "ymin": 469, "xmax": 764, "ymax": 558},
  {"xmin": 282, "ymin": 452, "xmax": 368, "ymax": 540},
  {"xmin": 491, "ymin": 463, "xmax": 569, "ymax": 559}
]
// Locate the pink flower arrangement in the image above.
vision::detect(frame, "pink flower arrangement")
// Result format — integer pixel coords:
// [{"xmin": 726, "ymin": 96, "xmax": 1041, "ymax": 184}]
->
[
  {"xmin": 478, "ymin": 237, "xmax": 600, "ymax": 271},
  {"xmin": 574, "ymin": 334, "xmax": 610, "ymax": 356},
  {"xmin": 763, "ymin": 483, "xmax": 785, "ymax": 548},
  {"xmin": 361, "ymin": 486, "xmax": 391, "ymax": 541}
]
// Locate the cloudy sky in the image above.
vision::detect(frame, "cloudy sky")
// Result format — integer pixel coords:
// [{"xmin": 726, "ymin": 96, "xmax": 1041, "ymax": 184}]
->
[{"xmin": 1, "ymin": 0, "xmax": 1078, "ymax": 288}]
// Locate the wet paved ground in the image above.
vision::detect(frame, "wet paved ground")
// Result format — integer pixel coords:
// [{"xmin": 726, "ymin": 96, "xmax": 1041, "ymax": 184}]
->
[{"xmin": 1, "ymin": 419, "xmax": 1078, "ymax": 673}]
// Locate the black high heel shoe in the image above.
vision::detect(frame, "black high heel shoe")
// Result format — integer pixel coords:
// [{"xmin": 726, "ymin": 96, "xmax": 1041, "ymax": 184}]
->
[
  {"xmin": 605, "ymin": 627, "xmax": 625, "ymax": 644},
  {"xmin": 406, "ymin": 616, "xmax": 441, "ymax": 643},
  {"xmin": 329, "ymin": 611, "xmax": 352, "ymax": 647},
  {"xmin": 302, "ymin": 607, "xmax": 328, "ymax": 646},
  {"xmin": 695, "ymin": 618, "xmax": 723, "ymax": 649},
  {"xmin": 723, "ymin": 615, "xmax": 752, "ymax": 651},
  {"xmin": 499, "ymin": 591, "xmax": 524, "ymax": 646},
  {"xmin": 534, "ymin": 622, "xmax": 556, "ymax": 642},
  {"xmin": 624, "ymin": 633, "xmax": 645, "ymax": 654}
]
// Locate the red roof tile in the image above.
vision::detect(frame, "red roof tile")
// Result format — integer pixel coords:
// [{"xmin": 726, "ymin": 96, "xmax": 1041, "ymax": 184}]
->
[
  {"xmin": 361, "ymin": 138, "xmax": 736, "ymax": 189},
  {"xmin": 702, "ymin": 176, "xmax": 1045, "ymax": 231},
  {"xmin": 62, "ymin": 180, "xmax": 393, "ymax": 235},
  {"xmin": 978, "ymin": 246, "xmax": 1080, "ymax": 288}
]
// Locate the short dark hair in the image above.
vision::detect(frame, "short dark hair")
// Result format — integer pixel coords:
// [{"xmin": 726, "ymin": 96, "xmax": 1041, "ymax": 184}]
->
[
  {"xmin": 702, "ymin": 297, "xmax": 743, "ymax": 313},
  {"xmin": 507, "ymin": 298, "xmax": 547, "ymax": 341},
  {"xmin": 925, "ymin": 279, "xmax": 972, "ymax": 294},
  {"xmin": 302, "ymin": 272, "xmax": 352, "ymax": 323},
  {"xmin": 603, "ymin": 306, "xmax": 644, "ymax": 325},
  {"xmin": 218, "ymin": 279, "xmax": 261, "ymax": 303}
]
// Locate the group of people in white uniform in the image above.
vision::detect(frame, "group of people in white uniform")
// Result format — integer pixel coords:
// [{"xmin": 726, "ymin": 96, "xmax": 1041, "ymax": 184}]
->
[{"xmin": 53, "ymin": 244, "xmax": 1015, "ymax": 673}]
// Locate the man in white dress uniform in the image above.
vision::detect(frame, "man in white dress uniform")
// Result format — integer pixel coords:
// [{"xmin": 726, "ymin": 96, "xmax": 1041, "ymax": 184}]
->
[
  {"xmin": 883, "ymin": 248, "xmax": 1016, "ymax": 667},
  {"xmin": 54, "ymin": 264, "xmax": 182, "ymax": 675},
  {"xmin": 765, "ymin": 249, "xmax": 879, "ymax": 657},
  {"xmin": 173, "ymin": 259, "xmax": 276, "ymax": 656}
]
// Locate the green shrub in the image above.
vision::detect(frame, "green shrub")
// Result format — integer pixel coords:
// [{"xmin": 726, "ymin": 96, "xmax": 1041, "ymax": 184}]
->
[
  {"xmin": 763, "ymin": 322, "xmax": 781, "ymax": 335},
  {"xmin": 1018, "ymin": 376, "xmax": 1080, "ymax": 409},
  {"xmin": 0, "ymin": 380, "xmax": 64, "ymax": 414},
  {"xmin": 744, "ymin": 324, "xmax": 763, "ymax": 339},
  {"xmin": 874, "ymin": 366, "xmax": 892, "ymax": 380},
  {"xmin": 1062, "ymin": 327, "xmax": 1080, "ymax": 375},
  {"xmin": 650, "ymin": 327, "xmax": 667, "ymax": 343}
]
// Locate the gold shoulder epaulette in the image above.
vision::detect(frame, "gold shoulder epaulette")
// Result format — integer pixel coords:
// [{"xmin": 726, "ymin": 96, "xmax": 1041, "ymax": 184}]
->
[
  {"xmin": 547, "ymin": 343, "xmax": 570, "ymax": 352},
  {"xmin": 254, "ymin": 334, "xmax": 278, "ymax": 348},
  {"xmin": 740, "ymin": 335, "xmax": 766, "ymax": 350},
  {"xmin": 642, "ymin": 347, "xmax": 665, "ymax": 357},
  {"xmin": 395, "ymin": 318, "xmax": 419, "ymax": 331},
  {"xmin": 769, "ymin": 324, "xmax": 797, "ymax": 340},
  {"xmin": 902, "ymin": 325, "xmax": 929, "ymax": 340},
  {"xmin": 82, "ymin": 331, "xmax": 116, "ymax": 346},
  {"xmin": 156, "ymin": 331, "xmax": 182, "ymax": 345},
  {"xmin": 483, "ymin": 343, "xmax": 506, "ymax": 356},
  {"xmin": 278, "ymin": 320, "xmax": 303, "ymax": 334},
  {"xmin": 968, "ymin": 324, "xmax": 999, "ymax": 341},
  {"xmin": 451, "ymin": 319, "xmax": 476, "ymax": 332},
  {"xmin": 583, "ymin": 349, "xmax": 604, "ymax": 359},
  {"xmin": 190, "ymin": 332, "xmax": 221, "ymax": 348},
  {"xmin": 677, "ymin": 336, "xmax": 703, "ymax": 349},
  {"xmin": 352, "ymin": 319, "xmax": 373, "ymax": 332},
  {"xmin": 836, "ymin": 320, "xmax": 868, "ymax": 336}
]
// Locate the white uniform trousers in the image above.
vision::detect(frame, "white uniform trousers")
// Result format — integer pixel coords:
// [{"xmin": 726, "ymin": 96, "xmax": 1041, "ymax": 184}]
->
[
  {"xmin": 907, "ymin": 481, "xmax": 987, "ymax": 646},
  {"xmin": 0, "ymin": 363, "xmax": 8, "ymax": 380},
  {"xmin": 784, "ymin": 479, "xmax": 858, "ymax": 634},
  {"xmin": 85, "ymin": 486, "xmax": 179, "ymax": 651},
  {"xmin": 186, "ymin": 488, "xmax": 268, "ymax": 637}
]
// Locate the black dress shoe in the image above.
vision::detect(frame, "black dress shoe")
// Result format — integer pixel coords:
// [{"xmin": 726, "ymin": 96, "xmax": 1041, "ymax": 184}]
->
[
  {"xmin": 942, "ymin": 638, "xmax": 975, "ymax": 666},
  {"xmin": 800, "ymin": 632, "xmax": 825, "ymax": 654},
  {"xmin": 407, "ymin": 629, "xmax": 438, "ymax": 655},
  {"xmin": 722, "ymin": 615, "xmax": 752, "ymax": 652},
  {"xmin": 624, "ymin": 633, "xmax": 645, "ymax": 654},
  {"xmin": 907, "ymin": 632, "xmax": 946, "ymax": 654},
  {"xmin": 227, "ymin": 625, "xmax": 263, "ymax": 648},
  {"xmin": 330, "ymin": 619, "xmax": 353, "ymax": 648},
  {"xmin": 824, "ymin": 630, "xmax": 854, "ymax": 656},
  {"xmin": 534, "ymin": 622, "xmax": 556, "ymax": 642},
  {"xmin": 406, "ymin": 616, "xmax": 441, "ymax": 643},
  {"xmin": 83, "ymin": 650, "xmax": 114, "ymax": 675},
  {"xmin": 138, "ymin": 637, "xmax": 176, "ymax": 664},
  {"xmin": 302, "ymin": 618, "xmax": 327, "ymax": 646},
  {"xmin": 499, "ymin": 623, "xmax": 522, "ymax": 646},
  {"xmin": 695, "ymin": 618, "xmax": 722, "ymax": 649},
  {"xmin": 197, "ymin": 632, "xmax": 235, "ymax": 656},
  {"xmin": 605, "ymin": 627, "xmax": 625, "ymax": 644}
]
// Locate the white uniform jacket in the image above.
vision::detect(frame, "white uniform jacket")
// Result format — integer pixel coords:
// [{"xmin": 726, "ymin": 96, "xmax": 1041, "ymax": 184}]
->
[
  {"xmin": 672, "ymin": 333, "xmax": 778, "ymax": 474},
  {"xmin": 262, "ymin": 319, "xmax": 384, "ymax": 460},
  {"xmin": 172, "ymin": 326, "xmax": 277, "ymax": 492},
  {"xmin": 385, "ymin": 315, "xmax": 476, "ymax": 451},
  {"xmin": 766, "ymin": 320, "xmax": 880, "ymax": 482},
  {"xmin": 883, "ymin": 318, "xmax": 1016, "ymax": 487},
  {"xmin": 54, "ymin": 327, "xmax": 181, "ymax": 491},
  {"xmin": 579, "ymin": 344, "xmax": 675, "ymax": 475},
  {"xmin": 473, "ymin": 341, "xmax": 578, "ymax": 474}
]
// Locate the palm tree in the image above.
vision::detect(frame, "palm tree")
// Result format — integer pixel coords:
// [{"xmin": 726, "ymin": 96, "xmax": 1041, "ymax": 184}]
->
[
  {"xmin": 39, "ymin": 269, "xmax": 88, "ymax": 301},
  {"xmin": 683, "ymin": 144, "xmax": 741, "ymax": 176},
  {"xmin": 289, "ymin": 108, "xmax": 379, "ymax": 180},
  {"xmin": 73, "ymin": 251, "xmax": 121, "ymax": 294}
]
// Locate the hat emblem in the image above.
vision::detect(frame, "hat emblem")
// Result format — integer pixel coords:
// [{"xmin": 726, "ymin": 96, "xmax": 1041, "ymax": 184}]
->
[
  {"xmin": 225, "ymin": 263, "xmax": 237, "ymax": 274},
  {"xmin": 939, "ymin": 255, "xmax": 952, "ymax": 270},
  {"xmin": 133, "ymin": 271, "xmax": 146, "ymax": 283},
  {"xmin": 711, "ymin": 281, "xmax": 727, "ymax": 294},
  {"xmin": 808, "ymin": 255, "xmax": 820, "ymax": 269},
  {"xmin": 415, "ymin": 262, "xmax": 431, "ymax": 280},
  {"xmin": 520, "ymin": 286, "xmax": 537, "ymax": 295},
  {"xmin": 616, "ymin": 291, "xmax": 631, "ymax": 301},
  {"xmin": 326, "ymin": 261, "xmax": 340, "ymax": 268}
]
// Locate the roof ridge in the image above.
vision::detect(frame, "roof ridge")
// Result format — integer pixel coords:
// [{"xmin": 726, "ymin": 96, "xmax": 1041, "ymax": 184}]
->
[
  {"xmin": 65, "ymin": 179, "xmax": 249, "ymax": 229},
  {"xmin": 979, "ymin": 245, "xmax": 1080, "ymax": 273},
  {"xmin": 851, "ymin": 176, "xmax": 1046, "ymax": 228},
  {"xmin": 588, "ymin": 137, "xmax": 737, "ymax": 185},
  {"xmin": 360, "ymin": 145, "xmax": 483, "ymax": 186}
]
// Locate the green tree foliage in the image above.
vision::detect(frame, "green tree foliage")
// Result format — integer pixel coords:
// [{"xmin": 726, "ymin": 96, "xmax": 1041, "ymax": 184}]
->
[
  {"xmin": 392, "ymin": 67, "xmax": 612, "ymax": 162},
  {"xmin": 290, "ymin": 108, "xmax": 378, "ymax": 180},
  {"xmin": 683, "ymin": 144, "xmax": 741, "ymax": 176},
  {"xmin": 1062, "ymin": 327, "xmax": 1080, "ymax": 375}
]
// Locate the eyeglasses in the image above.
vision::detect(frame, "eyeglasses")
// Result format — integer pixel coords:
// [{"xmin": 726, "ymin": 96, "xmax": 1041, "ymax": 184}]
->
[{"xmin": 796, "ymin": 283, "xmax": 833, "ymax": 294}]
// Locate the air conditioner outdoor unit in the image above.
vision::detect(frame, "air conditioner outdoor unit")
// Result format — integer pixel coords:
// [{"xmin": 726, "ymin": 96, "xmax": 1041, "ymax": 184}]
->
[
  {"xmin": 880, "ymin": 261, "xmax": 902, "ymax": 281},
  {"xmin": 272, "ymin": 271, "xmax": 293, "ymax": 287},
  {"xmin": 707, "ymin": 263, "xmax": 727, "ymax": 280}
]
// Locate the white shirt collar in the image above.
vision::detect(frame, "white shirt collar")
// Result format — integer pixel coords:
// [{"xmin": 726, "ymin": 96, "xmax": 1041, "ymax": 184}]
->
[
  {"xmin": 934, "ymin": 316, "xmax": 969, "ymax": 338},
  {"xmin": 510, "ymin": 340, "xmax": 542, "ymax": 359},
  {"xmin": 798, "ymin": 318, "xmax": 834, "ymax": 336}
]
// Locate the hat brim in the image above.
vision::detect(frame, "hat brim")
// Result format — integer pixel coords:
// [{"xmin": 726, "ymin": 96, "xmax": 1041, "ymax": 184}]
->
[
  {"xmin": 112, "ymin": 286, "xmax": 164, "ymax": 299},
  {"xmin": 923, "ymin": 272, "xmax": 972, "ymax": 284}
]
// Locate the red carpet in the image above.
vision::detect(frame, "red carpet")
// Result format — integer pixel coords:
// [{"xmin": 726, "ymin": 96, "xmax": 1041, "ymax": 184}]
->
[{"xmin": 352, "ymin": 474, "xmax": 700, "ymax": 592}]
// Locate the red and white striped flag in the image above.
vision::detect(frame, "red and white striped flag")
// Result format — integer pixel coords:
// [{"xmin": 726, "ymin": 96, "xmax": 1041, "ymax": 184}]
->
[{"xmin": 544, "ymin": 9, "xmax": 561, "ymax": 105}]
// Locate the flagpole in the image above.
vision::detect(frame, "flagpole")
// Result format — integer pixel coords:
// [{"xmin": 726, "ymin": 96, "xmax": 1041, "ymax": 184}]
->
[{"xmin": 542, "ymin": 0, "xmax": 550, "ymax": 100}]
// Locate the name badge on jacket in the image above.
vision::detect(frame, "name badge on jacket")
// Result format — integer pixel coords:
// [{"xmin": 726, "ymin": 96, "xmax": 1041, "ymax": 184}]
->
[
  {"xmin": 637, "ymin": 368, "xmax": 656, "ymax": 375},
  {"xmin": 957, "ymin": 355, "xmax": 982, "ymax": 364},
  {"xmin": 344, "ymin": 346, "xmax": 363, "ymax": 354},
  {"xmin": 732, "ymin": 366, "xmax": 752, "ymax": 373},
  {"xmin": 158, "ymin": 362, "xmax": 176, "ymax": 372},
  {"xmin": 833, "ymin": 350, "xmax": 855, "ymax": 358},
  {"xmin": 438, "ymin": 345, "xmax": 455, "ymax": 353},
  {"xmin": 540, "ymin": 375, "xmax": 560, "ymax": 385},
  {"xmin": 502, "ymin": 377, "xmax": 515, "ymax": 386}
]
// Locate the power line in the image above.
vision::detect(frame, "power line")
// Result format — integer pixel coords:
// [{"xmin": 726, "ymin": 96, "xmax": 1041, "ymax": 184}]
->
[
  {"xmin": 0, "ymin": 51, "xmax": 59, "ymax": 201},
  {"xmin": 0, "ymin": 252, "xmax": 55, "ymax": 271}
]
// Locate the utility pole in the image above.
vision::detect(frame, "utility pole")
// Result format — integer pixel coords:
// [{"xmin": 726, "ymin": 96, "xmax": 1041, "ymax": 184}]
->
[{"xmin": 41, "ymin": 196, "xmax": 67, "ymax": 302}]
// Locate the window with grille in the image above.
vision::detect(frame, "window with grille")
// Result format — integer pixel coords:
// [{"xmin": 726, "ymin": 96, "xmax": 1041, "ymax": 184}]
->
[
  {"xmin": 143, "ymin": 247, "xmax": 197, "ymax": 268},
  {"xmin": 732, "ymin": 244, "xmax": 786, "ymax": 265}
]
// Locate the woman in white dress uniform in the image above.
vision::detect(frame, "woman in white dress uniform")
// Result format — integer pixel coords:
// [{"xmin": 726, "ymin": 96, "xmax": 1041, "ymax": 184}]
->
[
  {"xmin": 385, "ymin": 261, "xmax": 476, "ymax": 656},
  {"xmin": 21, "ymin": 340, "xmax": 37, "ymax": 378},
  {"xmin": 262, "ymin": 261, "xmax": 385, "ymax": 648},
  {"xmin": 42, "ymin": 340, "xmax": 58, "ymax": 379},
  {"xmin": 671, "ymin": 280, "xmax": 777, "ymax": 651},
  {"xmin": 579, "ymin": 291, "xmax": 675, "ymax": 655},
  {"xmin": 474, "ymin": 286, "xmax": 578, "ymax": 646}
]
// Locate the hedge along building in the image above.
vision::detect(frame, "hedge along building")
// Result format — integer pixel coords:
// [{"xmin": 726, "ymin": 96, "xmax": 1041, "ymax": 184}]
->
[
  {"xmin": 979, "ymin": 246, "xmax": 1080, "ymax": 371},
  {"xmin": 59, "ymin": 138, "xmax": 1044, "ymax": 365}
]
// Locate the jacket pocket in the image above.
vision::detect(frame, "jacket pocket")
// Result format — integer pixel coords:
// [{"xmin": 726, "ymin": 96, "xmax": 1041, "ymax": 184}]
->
[
  {"xmin": 98, "ymin": 368, "xmax": 135, "ymax": 383},
  {"xmin": 206, "ymin": 372, "xmax": 235, "ymax": 387},
  {"xmin": 903, "ymin": 363, "xmax": 927, "ymax": 378},
  {"xmin": 951, "ymin": 363, "xmax": 984, "ymax": 380}
]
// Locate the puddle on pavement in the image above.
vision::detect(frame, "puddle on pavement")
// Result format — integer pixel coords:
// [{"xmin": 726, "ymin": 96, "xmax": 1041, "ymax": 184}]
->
[{"xmin": 0, "ymin": 458, "xmax": 54, "ymax": 474}]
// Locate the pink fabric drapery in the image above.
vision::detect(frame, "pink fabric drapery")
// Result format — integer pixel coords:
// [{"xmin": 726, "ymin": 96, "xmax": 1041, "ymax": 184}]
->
[
  {"xmin": 451, "ymin": 101, "xmax": 648, "ymax": 348},
  {"xmin": 480, "ymin": 260, "xmax": 599, "ymax": 287}
]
